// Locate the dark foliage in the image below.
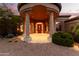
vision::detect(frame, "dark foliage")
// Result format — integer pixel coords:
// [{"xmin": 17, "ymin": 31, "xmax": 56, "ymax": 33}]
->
[{"xmin": 52, "ymin": 32, "xmax": 74, "ymax": 47}]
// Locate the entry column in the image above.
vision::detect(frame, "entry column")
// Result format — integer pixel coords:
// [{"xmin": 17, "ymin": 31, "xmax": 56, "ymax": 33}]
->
[
  {"xmin": 60, "ymin": 21, "xmax": 65, "ymax": 32},
  {"xmin": 23, "ymin": 13, "xmax": 31, "ymax": 42},
  {"xmin": 48, "ymin": 12, "xmax": 56, "ymax": 42},
  {"xmin": 49, "ymin": 12, "xmax": 56, "ymax": 36}
]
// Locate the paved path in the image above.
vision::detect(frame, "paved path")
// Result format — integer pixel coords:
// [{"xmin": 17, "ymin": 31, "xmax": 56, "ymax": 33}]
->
[
  {"xmin": 0, "ymin": 38, "xmax": 79, "ymax": 56},
  {"xmin": 30, "ymin": 33, "xmax": 50, "ymax": 43}
]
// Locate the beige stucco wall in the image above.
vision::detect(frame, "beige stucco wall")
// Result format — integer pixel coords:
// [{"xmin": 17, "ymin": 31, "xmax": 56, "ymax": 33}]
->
[
  {"xmin": 65, "ymin": 19, "xmax": 79, "ymax": 32},
  {"xmin": 56, "ymin": 16, "xmax": 69, "ymax": 32}
]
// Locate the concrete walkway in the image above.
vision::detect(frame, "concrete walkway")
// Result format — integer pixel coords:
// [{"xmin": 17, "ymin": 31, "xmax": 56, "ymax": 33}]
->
[
  {"xmin": 30, "ymin": 33, "xmax": 50, "ymax": 43},
  {"xmin": 18, "ymin": 33, "xmax": 50, "ymax": 43},
  {"xmin": 0, "ymin": 38, "xmax": 79, "ymax": 56}
]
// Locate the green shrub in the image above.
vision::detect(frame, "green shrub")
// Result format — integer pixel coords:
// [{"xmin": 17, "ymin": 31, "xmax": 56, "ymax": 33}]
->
[
  {"xmin": 5, "ymin": 34, "xmax": 14, "ymax": 38},
  {"xmin": 52, "ymin": 32, "xmax": 74, "ymax": 47},
  {"xmin": 68, "ymin": 32, "xmax": 79, "ymax": 43}
]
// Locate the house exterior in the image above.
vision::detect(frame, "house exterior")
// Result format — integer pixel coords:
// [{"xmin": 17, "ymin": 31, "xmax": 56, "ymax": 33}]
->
[{"xmin": 17, "ymin": 3, "xmax": 79, "ymax": 43}]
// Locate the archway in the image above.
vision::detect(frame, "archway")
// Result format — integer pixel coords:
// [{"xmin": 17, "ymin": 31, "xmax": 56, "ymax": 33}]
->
[{"xmin": 18, "ymin": 3, "xmax": 62, "ymax": 43}]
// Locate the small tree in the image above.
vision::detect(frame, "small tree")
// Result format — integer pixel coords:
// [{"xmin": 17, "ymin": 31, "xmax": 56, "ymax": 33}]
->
[{"xmin": 0, "ymin": 6, "xmax": 23, "ymax": 37}]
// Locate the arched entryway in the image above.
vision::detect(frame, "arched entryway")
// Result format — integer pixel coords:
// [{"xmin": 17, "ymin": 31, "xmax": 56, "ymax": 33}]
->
[
  {"xmin": 28, "ymin": 5, "xmax": 50, "ymax": 43},
  {"xmin": 30, "ymin": 21, "xmax": 49, "ymax": 34},
  {"xmin": 18, "ymin": 3, "xmax": 62, "ymax": 43},
  {"xmin": 23, "ymin": 5, "xmax": 56, "ymax": 43}
]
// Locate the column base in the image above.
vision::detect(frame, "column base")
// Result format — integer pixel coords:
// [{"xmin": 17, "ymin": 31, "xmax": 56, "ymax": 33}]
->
[
  {"xmin": 47, "ymin": 36, "xmax": 52, "ymax": 42},
  {"xmin": 23, "ymin": 34, "xmax": 31, "ymax": 43}
]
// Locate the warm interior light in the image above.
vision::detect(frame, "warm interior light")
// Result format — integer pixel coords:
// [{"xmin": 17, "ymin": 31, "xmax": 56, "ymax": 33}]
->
[
  {"xmin": 73, "ymin": 43, "xmax": 79, "ymax": 51},
  {"xmin": 16, "ymin": 33, "xmax": 50, "ymax": 43},
  {"xmin": 30, "ymin": 33, "xmax": 50, "ymax": 43},
  {"xmin": 20, "ymin": 25, "xmax": 23, "ymax": 32},
  {"xmin": 36, "ymin": 22, "xmax": 43, "ymax": 33},
  {"xmin": 56, "ymin": 22, "xmax": 60, "ymax": 24},
  {"xmin": 30, "ymin": 5, "xmax": 48, "ymax": 20}
]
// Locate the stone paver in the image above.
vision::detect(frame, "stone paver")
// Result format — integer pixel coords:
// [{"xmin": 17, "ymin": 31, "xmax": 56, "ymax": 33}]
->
[{"xmin": 0, "ymin": 38, "xmax": 79, "ymax": 56}]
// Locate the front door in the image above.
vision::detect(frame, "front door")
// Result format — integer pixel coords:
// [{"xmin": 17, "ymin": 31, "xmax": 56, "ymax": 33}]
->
[
  {"xmin": 37, "ymin": 24, "xmax": 42, "ymax": 33},
  {"xmin": 36, "ymin": 23, "xmax": 43, "ymax": 33}
]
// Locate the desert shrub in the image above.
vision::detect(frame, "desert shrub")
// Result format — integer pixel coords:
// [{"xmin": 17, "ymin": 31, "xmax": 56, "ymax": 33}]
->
[{"xmin": 52, "ymin": 32, "xmax": 74, "ymax": 47}]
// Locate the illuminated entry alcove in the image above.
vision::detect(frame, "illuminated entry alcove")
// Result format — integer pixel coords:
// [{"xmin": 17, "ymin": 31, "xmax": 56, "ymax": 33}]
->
[{"xmin": 18, "ymin": 3, "xmax": 62, "ymax": 43}]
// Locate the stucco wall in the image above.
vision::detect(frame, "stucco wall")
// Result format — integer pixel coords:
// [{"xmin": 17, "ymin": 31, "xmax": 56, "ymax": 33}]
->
[{"xmin": 65, "ymin": 19, "xmax": 79, "ymax": 32}]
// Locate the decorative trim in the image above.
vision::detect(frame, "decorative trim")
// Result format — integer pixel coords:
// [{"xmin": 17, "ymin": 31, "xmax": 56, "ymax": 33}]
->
[{"xmin": 18, "ymin": 3, "xmax": 62, "ymax": 12}]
